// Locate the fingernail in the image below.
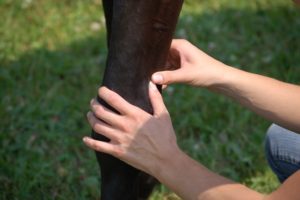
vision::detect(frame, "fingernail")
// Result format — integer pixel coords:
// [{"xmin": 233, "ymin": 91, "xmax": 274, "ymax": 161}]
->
[
  {"xmin": 82, "ymin": 137, "xmax": 89, "ymax": 142},
  {"xmin": 86, "ymin": 111, "xmax": 91, "ymax": 118},
  {"xmin": 152, "ymin": 74, "xmax": 163, "ymax": 83},
  {"xmin": 149, "ymin": 81, "xmax": 157, "ymax": 91}
]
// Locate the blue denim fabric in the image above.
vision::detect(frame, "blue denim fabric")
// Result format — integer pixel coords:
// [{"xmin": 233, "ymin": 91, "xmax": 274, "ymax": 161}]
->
[{"xmin": 265, "ymin": 124, "xmax": 300, "ymax": 183}]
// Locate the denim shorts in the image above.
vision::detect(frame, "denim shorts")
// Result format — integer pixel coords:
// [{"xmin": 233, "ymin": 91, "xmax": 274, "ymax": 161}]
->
[{"xmin": 265, "ymin": 124, "xmax": 300, "ymax": 183}]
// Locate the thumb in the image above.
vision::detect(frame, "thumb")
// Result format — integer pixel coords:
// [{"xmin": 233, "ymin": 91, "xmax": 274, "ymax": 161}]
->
[
  {"xmin": 151, "ymin": 70, "xmax": 183, "ymax": 85},
  {"xmin": 148, "ymin": 81, "xmax": 167, "ymax": 116}
]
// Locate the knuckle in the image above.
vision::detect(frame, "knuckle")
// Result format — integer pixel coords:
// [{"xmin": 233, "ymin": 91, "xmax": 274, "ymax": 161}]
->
[
  {"xmin": 92, "ymin": 123, "xmax": 99, "ymax": 132},
  {"xmin": 94, "ymin": 106, "xmax": 102, "ymax": 115},
  {"xmin": 93, "ymin": 123, "xmax": 101, "ymax": 133},
  {"xmin": 156, "ymin": 109, "xmax": 169, "ymax": 118},
  {"xmin": 117, "ymin": 117, "xmax": 135, "ymax": 132},
  {"xmin": 163, "ymin": 108, "xmax": 170, "ymax": 115},
  {"xmin": 91, "ymin": 141, "xmax": 99, "ymax": 150},
  {"xmin": 113, "ymin": 146, "xmax": 125, "ymax": 158},
  {"xmin": 138, "ymin": 114, "xmax": 150, "ymax": 124},
  {"xmin": 120, "ymin": 121, "xmax": 132, "ymax": 133},
  {"xmin": 94, "ymin": 105, "xmax": 107, "ymax": 118},
  {"xmin": 108, "ymin": 95, "xmax": 118, "ymax": 105},
  {"xmin": 163, "ymin": 111, "xmax": 171, "ymax": 119}
]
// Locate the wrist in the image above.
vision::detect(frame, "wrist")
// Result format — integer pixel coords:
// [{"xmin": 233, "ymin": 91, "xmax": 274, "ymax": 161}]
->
[
  {"xmin": 208, "ymin": 64, "xmax": 241, "ymax": 91},
  {"xmin": 151, "ymin": 145, "xmax": 187, "ymax": 184}
]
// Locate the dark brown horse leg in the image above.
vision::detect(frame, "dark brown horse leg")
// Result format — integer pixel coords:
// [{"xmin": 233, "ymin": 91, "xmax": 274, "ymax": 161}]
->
[
  {"xmin": 102, "ymin": 0, "xmax": 113, "ymax": 47},
  {"xmin": 92, "ymin": 0, "xmax": 183, "ymax": 199},
  {"xmin": 94, "ymin": 1, "xmax": 143, "ymax": 200}
]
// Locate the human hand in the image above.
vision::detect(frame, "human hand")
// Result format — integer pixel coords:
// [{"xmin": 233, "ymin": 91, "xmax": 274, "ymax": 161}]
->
[
  {"xmin": 83, "ymin": 82, "xmax": 179, "ymax": 176},
  {"xmin": 152, "ymin": 39, "xmax": 228, "ymax": 88}
]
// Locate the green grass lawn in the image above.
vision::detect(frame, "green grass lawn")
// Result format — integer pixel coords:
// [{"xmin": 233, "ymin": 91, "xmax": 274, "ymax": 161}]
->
[{"xmin": 1, "ymin": 0, "xmax": 299, "ymax": 199}]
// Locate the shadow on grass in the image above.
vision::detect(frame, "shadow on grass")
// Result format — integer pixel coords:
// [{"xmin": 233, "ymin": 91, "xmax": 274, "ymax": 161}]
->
[
  {"xmin": 0, "ymin": 5, "xmax": 299, "ymax": 199},
  {"xmin": 0, "ymin": 34, "xmax": 108, "ymax": 199}
]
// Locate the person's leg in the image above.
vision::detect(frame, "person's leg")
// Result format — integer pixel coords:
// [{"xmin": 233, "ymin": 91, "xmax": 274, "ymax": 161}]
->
[{"xmin": 265, "ymin": 124, "xmax": 300, "ymax": 183}]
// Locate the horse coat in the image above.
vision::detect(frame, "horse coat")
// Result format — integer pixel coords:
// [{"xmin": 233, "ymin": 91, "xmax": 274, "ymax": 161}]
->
[{"xmin": 91, "ymin": 1, "xmax": 183, "ymax": 199}]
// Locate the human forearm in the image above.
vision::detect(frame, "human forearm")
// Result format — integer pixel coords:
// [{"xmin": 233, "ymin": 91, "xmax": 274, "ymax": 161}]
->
[
  {"xmin": 152, "ymin": 40, "xmax": 300, "ymax": 132},
  {"xmin": 211, "ymin": 65, "xmax": 300, "ymax": 132},
  {"xmin": 154, "ymin": 147, "xmax": 263, "ymax": 200}
]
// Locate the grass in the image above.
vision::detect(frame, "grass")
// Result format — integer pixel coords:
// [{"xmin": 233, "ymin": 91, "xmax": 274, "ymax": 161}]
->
[{"xmin": 0, "ymin": 0, "xmax": 299, "ymax": 199}]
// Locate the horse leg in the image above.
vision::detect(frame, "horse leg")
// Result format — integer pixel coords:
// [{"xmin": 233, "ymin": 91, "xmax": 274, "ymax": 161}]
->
[
  {"xmin": 102, "ymin": 0, "xmax": 113, "ymax": 47},
  {"xmin": 92, "ymin": 0, "xmax": 183, "ymax": 199},
  {"xmin": 93, "ymin": 1, "xmax": 143, "ymax": 200}
]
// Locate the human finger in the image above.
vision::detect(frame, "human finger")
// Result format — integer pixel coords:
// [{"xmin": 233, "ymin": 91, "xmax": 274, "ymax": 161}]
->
[
  {"xmin": 151, "ymin": 70, "xmax": 184, "ymax": 85},
  {"xmin": 83, "ymin": 137, "xmax": 118, "ymax": 155},
  {"xmin": 98, "ymin": 87, "xmax": 137, "ymax": 115},
  {"xmin": 90, "ymin": 98, "xmax": 125, "ymax": 128},
  {"xmin": 148, "ymin": 81, "xmax": 167, "ymax": 116},
  {"xmin": 87, "ymin": 111, "xmax": 120, "ymax": 141}
]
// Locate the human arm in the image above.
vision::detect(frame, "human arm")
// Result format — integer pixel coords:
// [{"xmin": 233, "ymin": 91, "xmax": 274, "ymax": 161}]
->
[
  {"xmin": 82, "ymin": 84, "xmax": 300, "ymax": 200},
  {"xmin": 212, "ymin": 66, "xmax": 300, "ymax": 133},
  {"xmin": 151, "ymin": 39, "xmax": 300, "ymax": 133},
  {"xmin": 153, "ymin": 145, "xmax": 300, "ymax": 200}
]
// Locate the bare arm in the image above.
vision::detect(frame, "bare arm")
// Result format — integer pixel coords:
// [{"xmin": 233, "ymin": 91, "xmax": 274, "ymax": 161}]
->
[
  {"xmin": 212, "ymin": 66, "xmax": 300, "ymax": 133},
  {"xmin": 152, "ymin": 39, "xmax": 300, "ymax": 133},
  {"xmin": 155, "ymin": 144, "xmax": 300, "ymax": 200},
  {"xmin": 155, "ymin": 147, "xmax": 263, "ymax": 200}
]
